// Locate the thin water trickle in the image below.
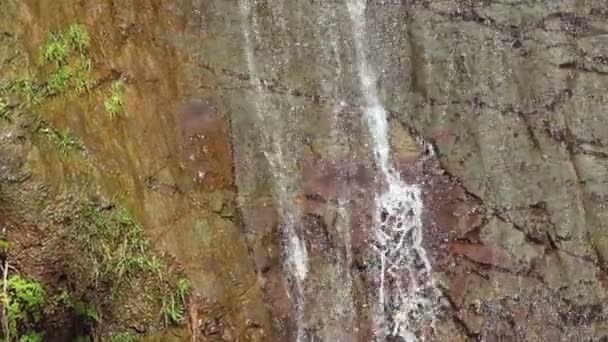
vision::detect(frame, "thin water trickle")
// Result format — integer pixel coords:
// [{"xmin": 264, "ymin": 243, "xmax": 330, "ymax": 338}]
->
[{"xmin": 238, "ymin": 1, "xmax": 308, "ymax": 340}]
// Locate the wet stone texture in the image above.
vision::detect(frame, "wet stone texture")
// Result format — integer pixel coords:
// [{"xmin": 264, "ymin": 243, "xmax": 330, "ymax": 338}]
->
[{"xmin": 1, "ymin": 0, "xmax": 608, "ymax": 341}]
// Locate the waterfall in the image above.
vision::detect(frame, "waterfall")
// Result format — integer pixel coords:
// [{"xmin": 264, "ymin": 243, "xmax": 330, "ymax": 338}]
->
[
  {"xmin": 346, "ymin": 0, "xmax": 439, "ymax": 340},
  {"xmin": 237, "ymin": 0, "xmax": 439, "ymax": 340}
]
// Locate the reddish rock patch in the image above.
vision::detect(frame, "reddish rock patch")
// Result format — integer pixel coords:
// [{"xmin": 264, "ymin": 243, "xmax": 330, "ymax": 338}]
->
[{"xmin": 175, "ymin": 99, "xmax": 232, "ymax": 188}]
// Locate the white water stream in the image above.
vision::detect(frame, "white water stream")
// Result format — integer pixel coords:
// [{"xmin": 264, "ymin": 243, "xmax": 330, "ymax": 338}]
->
[{"xmin": 346, "ymin": 1, "xmax": 438, "ymax": 340}]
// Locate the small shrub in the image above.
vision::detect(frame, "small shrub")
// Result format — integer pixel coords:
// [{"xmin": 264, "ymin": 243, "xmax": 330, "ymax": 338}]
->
[
  {"xmin": 19, "ymin": 331, "xmax": 42, "ymax": 342},
  {"xmin": 3, "ymin": 275, "xmax": 45, "ymax": 338},
  {"xmin": 73, "ymin": 300, "xmax": 100, "ymax": 323},
  {"xmin": 0, "ymin": 239, "xmax": 10, "ymax": 254}
]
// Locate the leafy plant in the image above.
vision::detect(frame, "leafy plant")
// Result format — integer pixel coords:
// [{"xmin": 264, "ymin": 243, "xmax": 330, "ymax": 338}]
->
[
  {"xmin": 0, "ymin": 239, "xmax": 10, "ymax": 254},
  {"xmin": 54, "ymin": 290, "xmax": 71, "ymax": 307},
  {"xmin": 72, "ymin": 300, "xmax": 100, "ymax": 323},
  {"xmin": 3, "ymin": 275, "xmax": 45, "ymax": 339},
  {"xmin": 18, "ymin": 331, "xmax": 42, "ymax": 342},
  {"xmin": 104, "ymin": 80, "xmax": 125, "ymax": 118}
]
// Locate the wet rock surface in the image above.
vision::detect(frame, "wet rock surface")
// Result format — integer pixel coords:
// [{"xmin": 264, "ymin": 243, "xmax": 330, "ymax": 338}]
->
[{"xmin": 1, "ymin": 0, "xmax": 607, "ymax": 341}]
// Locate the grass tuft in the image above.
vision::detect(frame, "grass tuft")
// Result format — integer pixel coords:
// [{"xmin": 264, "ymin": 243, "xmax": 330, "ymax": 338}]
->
[
  {"xmin": 56, "ymin": 128, "xmax": 77, "ymax": 154},
  {"xmin": 111, "ymin": 332, "xmax": 137, "ymax": 342},
  {"xmin": 46, "ymin": 65, "xmax": 73, "ymax": 95},
  {"xmin": 40, "ymin": 34, "xmax": 69, "ymax": 67},
  {"xmin": 67, "ymin": 24, "xmax": 90, "ymax": 54},
  {"xmin": 11, "ymin": 76, "xmax": 41, "ymax": 107},
  {"xmin": 104, "ymin": 80, "xmax": 126, "ymax": 118}
]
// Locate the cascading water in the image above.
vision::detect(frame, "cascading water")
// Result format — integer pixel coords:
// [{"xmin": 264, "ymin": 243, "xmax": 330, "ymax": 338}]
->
[
  {"xmin": 346, "ymin": 0, "xmax": 439, "ymax": 340},
  {"xmin": 238, "ymin": 0, "xmax": 439, "ymax": 340}
]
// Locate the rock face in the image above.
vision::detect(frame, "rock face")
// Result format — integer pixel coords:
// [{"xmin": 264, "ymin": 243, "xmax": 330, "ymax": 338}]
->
[{"xmin": 1, "ymin": 0, "xmax": 607, "ymax": 341}]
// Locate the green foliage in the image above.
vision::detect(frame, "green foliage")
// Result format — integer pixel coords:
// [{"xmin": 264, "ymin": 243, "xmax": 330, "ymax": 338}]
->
[
  {"xmin": 3, "ymin": 276, "xmax": 45, "ymax": 338},
  {"xmin": 46, "ymin": 65, "xmax": 72, "ymax": 95},
  {"xmin": 69, "ymin": 201, "xmax": 193, "ymax": 334},
  {"xmin": 72, "ymin": 300, "xmax": 100, "ymax": 323},
  {"xmin": 54, "ymin": 290, "xmax": 71, "ymax": 306},
  {"xmin": 11, "ymin": 76, "xmax": 40, "ymax": 107},
  {"xmin": 72, "ymin": 203, "xmax": 153, "ymax": 285},
  {"xmin": 111, "ymin": 332, "xmax": 137, "ymax": 342},
  {"xmin": 0, "ymin": 239, "xmax": 10, "ymax": 254},
  {"xmin": 18, "ymin": 331, "xmax": 42, "ymax": 342},
  {"xmin": 104, "ymin": 80, "xmax": 125, "ymax": 118},
  {"xmin": 38, "ymin": 23, "xmax": 94, "ymax": 98},
  {"xmin": 74, "ymin": 335, "xmax": 90, "ymax": 342}
]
